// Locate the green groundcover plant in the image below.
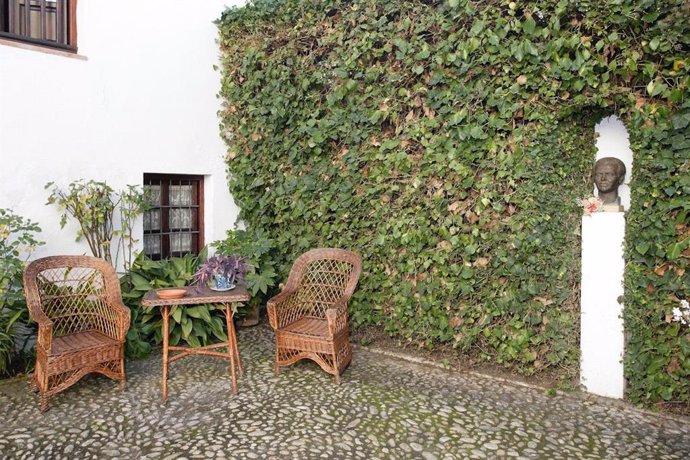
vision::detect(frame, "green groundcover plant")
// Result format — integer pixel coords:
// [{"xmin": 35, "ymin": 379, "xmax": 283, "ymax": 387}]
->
[
  {"xmin": 0, "ymin": 209, "xmax": 43, "ymax": 376},
  {"xmin": 218, "ymin": 0, "xmax": 690, "ymax": 410}
]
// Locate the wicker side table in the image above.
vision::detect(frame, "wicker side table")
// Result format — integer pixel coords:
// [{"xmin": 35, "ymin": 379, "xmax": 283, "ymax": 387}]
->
[{"xmin": 141, "ymin": 285, "xmax": 250, "ymax": 399}]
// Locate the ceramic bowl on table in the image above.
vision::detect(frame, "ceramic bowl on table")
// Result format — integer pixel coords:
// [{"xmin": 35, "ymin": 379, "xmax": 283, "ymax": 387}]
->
[{"xmin": 157, "ymin": 288, "xmax": 187, "ymax": 300}]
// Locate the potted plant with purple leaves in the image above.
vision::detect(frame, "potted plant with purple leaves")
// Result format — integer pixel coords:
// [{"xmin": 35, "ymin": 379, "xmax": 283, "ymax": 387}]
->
[{"xmin": 193, "ymin": 254, "xmax": 247, "ymax": 291}]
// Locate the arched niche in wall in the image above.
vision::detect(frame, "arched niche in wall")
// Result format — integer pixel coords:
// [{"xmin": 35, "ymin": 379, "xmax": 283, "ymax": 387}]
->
[
  {"xmin": 580, "ymin": 114, "xmax": 633, "ymax": 400},
  {"xmin": 594, "ymin": 115, "xmax": 634, "ymax": 210}
]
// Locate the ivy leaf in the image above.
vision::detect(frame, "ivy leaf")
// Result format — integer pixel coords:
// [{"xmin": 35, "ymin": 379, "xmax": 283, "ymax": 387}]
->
[
  {"xmin": 649, "ymin": 37, "xmax": 660, "ymax": 51},
  {"xmin": 671, "ymin": 113, "xmax": 690, "ymax": 130},
  {"xmin": 522, "ymin": 17, "xmax": 536, "ymax": 35},
  {"xmin": 635, "ymin": 243, "xmax": 650, "ymax": 255},
  {"xmin": 667, "ymin": 238, "xmax": 690, "ymax": 260}
]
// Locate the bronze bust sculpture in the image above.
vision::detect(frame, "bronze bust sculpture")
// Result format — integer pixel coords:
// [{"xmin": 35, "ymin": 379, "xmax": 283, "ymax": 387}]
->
[{"xmin": 593, "ymin": 157, "xmax": 626, "ymax": 205}]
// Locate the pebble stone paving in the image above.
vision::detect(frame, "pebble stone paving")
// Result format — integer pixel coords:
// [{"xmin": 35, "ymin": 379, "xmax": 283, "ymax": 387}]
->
[{"xmin": 1, "ymin": 324, "xmax": 689, "ymax": 459}]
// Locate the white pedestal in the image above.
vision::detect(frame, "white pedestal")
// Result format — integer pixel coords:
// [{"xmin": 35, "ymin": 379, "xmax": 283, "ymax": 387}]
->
[{"xmin": 580, "ymin": 213, "xmax": 625, "ymax": 399}]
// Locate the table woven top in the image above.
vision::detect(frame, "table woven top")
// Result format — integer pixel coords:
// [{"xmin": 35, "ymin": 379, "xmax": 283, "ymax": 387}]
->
[{"xmin": 141, "ymin": 285, "xmax": 250, "ymax": 307}]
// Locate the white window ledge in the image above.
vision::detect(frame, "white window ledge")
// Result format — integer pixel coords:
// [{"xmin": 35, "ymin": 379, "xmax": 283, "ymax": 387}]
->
[{"xmin": 0, "ymin": 38, "xmax": 87, "ymax": 61}]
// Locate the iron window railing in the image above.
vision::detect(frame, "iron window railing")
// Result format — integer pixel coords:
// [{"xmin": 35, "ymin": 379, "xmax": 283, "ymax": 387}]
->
[{"xmin": 143, "ymin": 174, "xmax": 205, "ymax": 260}]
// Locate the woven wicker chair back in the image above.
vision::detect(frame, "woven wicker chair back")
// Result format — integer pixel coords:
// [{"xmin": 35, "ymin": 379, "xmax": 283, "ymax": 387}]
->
[
  {"xmin": 24, "ymin": 256, "xmax": 122, "ymax": 338},
  {"xmin": 288, "ymin": 249, "xmax": 361, "ymax": 319}
]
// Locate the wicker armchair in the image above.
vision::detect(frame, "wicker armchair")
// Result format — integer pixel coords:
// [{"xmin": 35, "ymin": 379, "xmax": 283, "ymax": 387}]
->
[
  {"xmin": 268, "ymin": 248, "xmax": 362, "ymax": 383},
  {"xmin": 23, "ymin": 256, "xmax": 130, "ymax": 411}
]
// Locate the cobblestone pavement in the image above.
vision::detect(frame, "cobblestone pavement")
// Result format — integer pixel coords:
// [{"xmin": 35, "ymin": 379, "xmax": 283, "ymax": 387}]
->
[{"xmin": 1, "ymin": 325, "xmax": 689, "ymax": 459}]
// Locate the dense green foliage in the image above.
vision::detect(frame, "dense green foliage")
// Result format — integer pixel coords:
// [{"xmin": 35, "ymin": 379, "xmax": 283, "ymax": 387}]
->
[
  {"xmin": 214, "ymin": 228, "xmax": 280, "ymax": 310},
  {"xmin": 0, "ymin": 209, "xmax": 43, "ymax": 375},
  {"xmin": 218, "ymin": 0, "xmax": 689, "ymax": 408},
  {"xmin": 624, "ymin": 103, "xmax": 690, "ymax": 410},
  {"xmin": 121, "ymin": 252, "xmax": 233, "ymax": 356}
]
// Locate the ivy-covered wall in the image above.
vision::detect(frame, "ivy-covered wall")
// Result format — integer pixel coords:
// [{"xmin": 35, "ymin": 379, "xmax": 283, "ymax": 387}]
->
[{"xmin": 218, "ymin": 0, "xmax": 690, "ymax": 409}]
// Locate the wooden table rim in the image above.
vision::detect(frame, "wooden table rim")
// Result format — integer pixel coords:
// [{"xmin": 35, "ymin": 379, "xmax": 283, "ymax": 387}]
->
[{"xmin": 141, "ymin": 285, "xmax": 250, "ymax": 400}]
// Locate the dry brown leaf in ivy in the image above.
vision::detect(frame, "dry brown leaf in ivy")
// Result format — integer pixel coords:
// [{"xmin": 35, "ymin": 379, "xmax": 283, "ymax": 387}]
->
[
  {"xmin": 533, "ymin": 296, "xmax": 554, "ymax": 306},
  {"xmin": 437, "ymin": 241, "xmax": 452, "ymax": 250},
  {"xmin": 667, "ymin": 357, "xmax": 681, "ymax": 374},
  {"xmin": 449, "ymin": 316, "xmax": 462, "ymax": 328},
  {"xmin": 473, "ymin": 257, "xmax": 490, "ymax": 268},
  {"xmin": 465, "ymin": 210, "xmax": 480, "ymax": 224}
]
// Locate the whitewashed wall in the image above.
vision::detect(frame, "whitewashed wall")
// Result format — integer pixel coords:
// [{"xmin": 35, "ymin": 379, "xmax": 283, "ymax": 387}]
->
[{"xmin": 0, "ymin": 0, "xmax": 244, "ymax": 269}]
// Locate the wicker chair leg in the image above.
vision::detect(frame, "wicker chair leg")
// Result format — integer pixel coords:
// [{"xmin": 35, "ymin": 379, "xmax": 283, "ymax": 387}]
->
[
  {"xmin": 39, "ymin": 394, "xmax": 50, "ymax": 413},
  {"xmin": 29, "ymin": 376, "xmax": 39, "ymax": 393},
  {"xmin": 334, "ymin": 372, "xmax": 341, "ymax": 385},
  {"xmin": 275, "ymin": 363, "xmax": 281, "ymax": 375},
  {"xmin": 120, "ymin": 351, "xmax": 126, "ymax": 391}
]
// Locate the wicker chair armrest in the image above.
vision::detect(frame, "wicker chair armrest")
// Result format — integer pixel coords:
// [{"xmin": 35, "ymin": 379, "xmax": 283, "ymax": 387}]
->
[
  {"xmin": 25, "ymin": 297, "xmax": 54, "ymax": 351},
  {"xmin": 30, "ymin": 309, "xmax": 54, "ymax": 352},
  {"xmin": 110, "ymin": 301, "xmax": 132, "ymax": 342},
  {"xmin": 325, "ymin": 299, "xmax": 349, "ymax": 337},
  {"xmin": 267, "ymin": 289, "xmax": 298, "ymax": 330}
]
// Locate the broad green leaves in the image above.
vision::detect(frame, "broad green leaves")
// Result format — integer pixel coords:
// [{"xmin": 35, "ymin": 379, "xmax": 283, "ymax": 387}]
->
[{"xmin": 120, "ymin": 252, "xmax": 231, "ymax": 356}]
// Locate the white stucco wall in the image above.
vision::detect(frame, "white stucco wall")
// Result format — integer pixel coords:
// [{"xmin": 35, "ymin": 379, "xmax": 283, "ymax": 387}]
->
[{"xmin": 0, "ymin": 0, "xmax": 244, "ymax": 268}]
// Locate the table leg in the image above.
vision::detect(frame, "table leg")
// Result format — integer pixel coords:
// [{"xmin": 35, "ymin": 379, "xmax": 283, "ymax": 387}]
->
[
  {"xmin": 230, "ymin": 303, "xmax": 243, "ymax": 377},
  {"xmin": 225, "ymin": 304, "xmax": 238, "ymax": 395},
  {"xmin": 162, "ymin": 305, "xmax": 170, "ymax": 400}
]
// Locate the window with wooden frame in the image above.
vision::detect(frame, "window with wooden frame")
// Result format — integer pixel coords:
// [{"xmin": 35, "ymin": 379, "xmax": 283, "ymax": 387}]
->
[
  {"xmin": 0, "ymin": 0, "xmax": 77, "ymax": 51},
  {"xmin": 143, "ymin": 174, "xmax": 204, "ymax": 260}
]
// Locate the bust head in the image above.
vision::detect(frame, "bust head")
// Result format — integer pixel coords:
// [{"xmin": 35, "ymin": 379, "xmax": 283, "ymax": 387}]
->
[{"xmin": 593, "ymin": 157, "xmax": 626, "ymax": 204}]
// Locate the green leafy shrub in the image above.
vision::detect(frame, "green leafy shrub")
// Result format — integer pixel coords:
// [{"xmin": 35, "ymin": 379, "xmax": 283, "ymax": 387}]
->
[
  {"xmin": 0, "ymin": 209, "xmax": 43, "ymax": 375},
  {"xmin": 213, "ymin": 228, "xmax": 279, "ymax": 312},
  {"xmin": 46, "ymin": 180, "xmax": 117, "ymax": 263},
  {"xmin": 46, "ymin": 180, "xmax": 148, "ymax": 268},
  {"xmin": 218, "ymin": 0, "xmax": 690, "ymax": 410},
  {"xmin": 121, "ymin": 251, "xmax": 234, "ymax": 356}
]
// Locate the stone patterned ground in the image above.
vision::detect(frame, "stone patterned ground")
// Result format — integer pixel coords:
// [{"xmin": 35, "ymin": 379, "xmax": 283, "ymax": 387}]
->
[{"xmin": 1, "ymin": 324, "xmax": 689, "ymax": 459}]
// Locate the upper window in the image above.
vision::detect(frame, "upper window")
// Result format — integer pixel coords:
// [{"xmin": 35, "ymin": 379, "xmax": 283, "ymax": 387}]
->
[
  {"xmin": 0, "ymin": 0, "xmax": 77, "ymax": 51},
  {"xmin": 143, "ymin": 174, "xmax": 204, "ymax": 260}
]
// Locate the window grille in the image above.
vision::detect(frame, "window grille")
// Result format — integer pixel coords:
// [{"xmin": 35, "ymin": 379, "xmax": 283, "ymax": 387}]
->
[{"xmin": 143, "ymin": 174, "xmax": 204, "ymax": 260}]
